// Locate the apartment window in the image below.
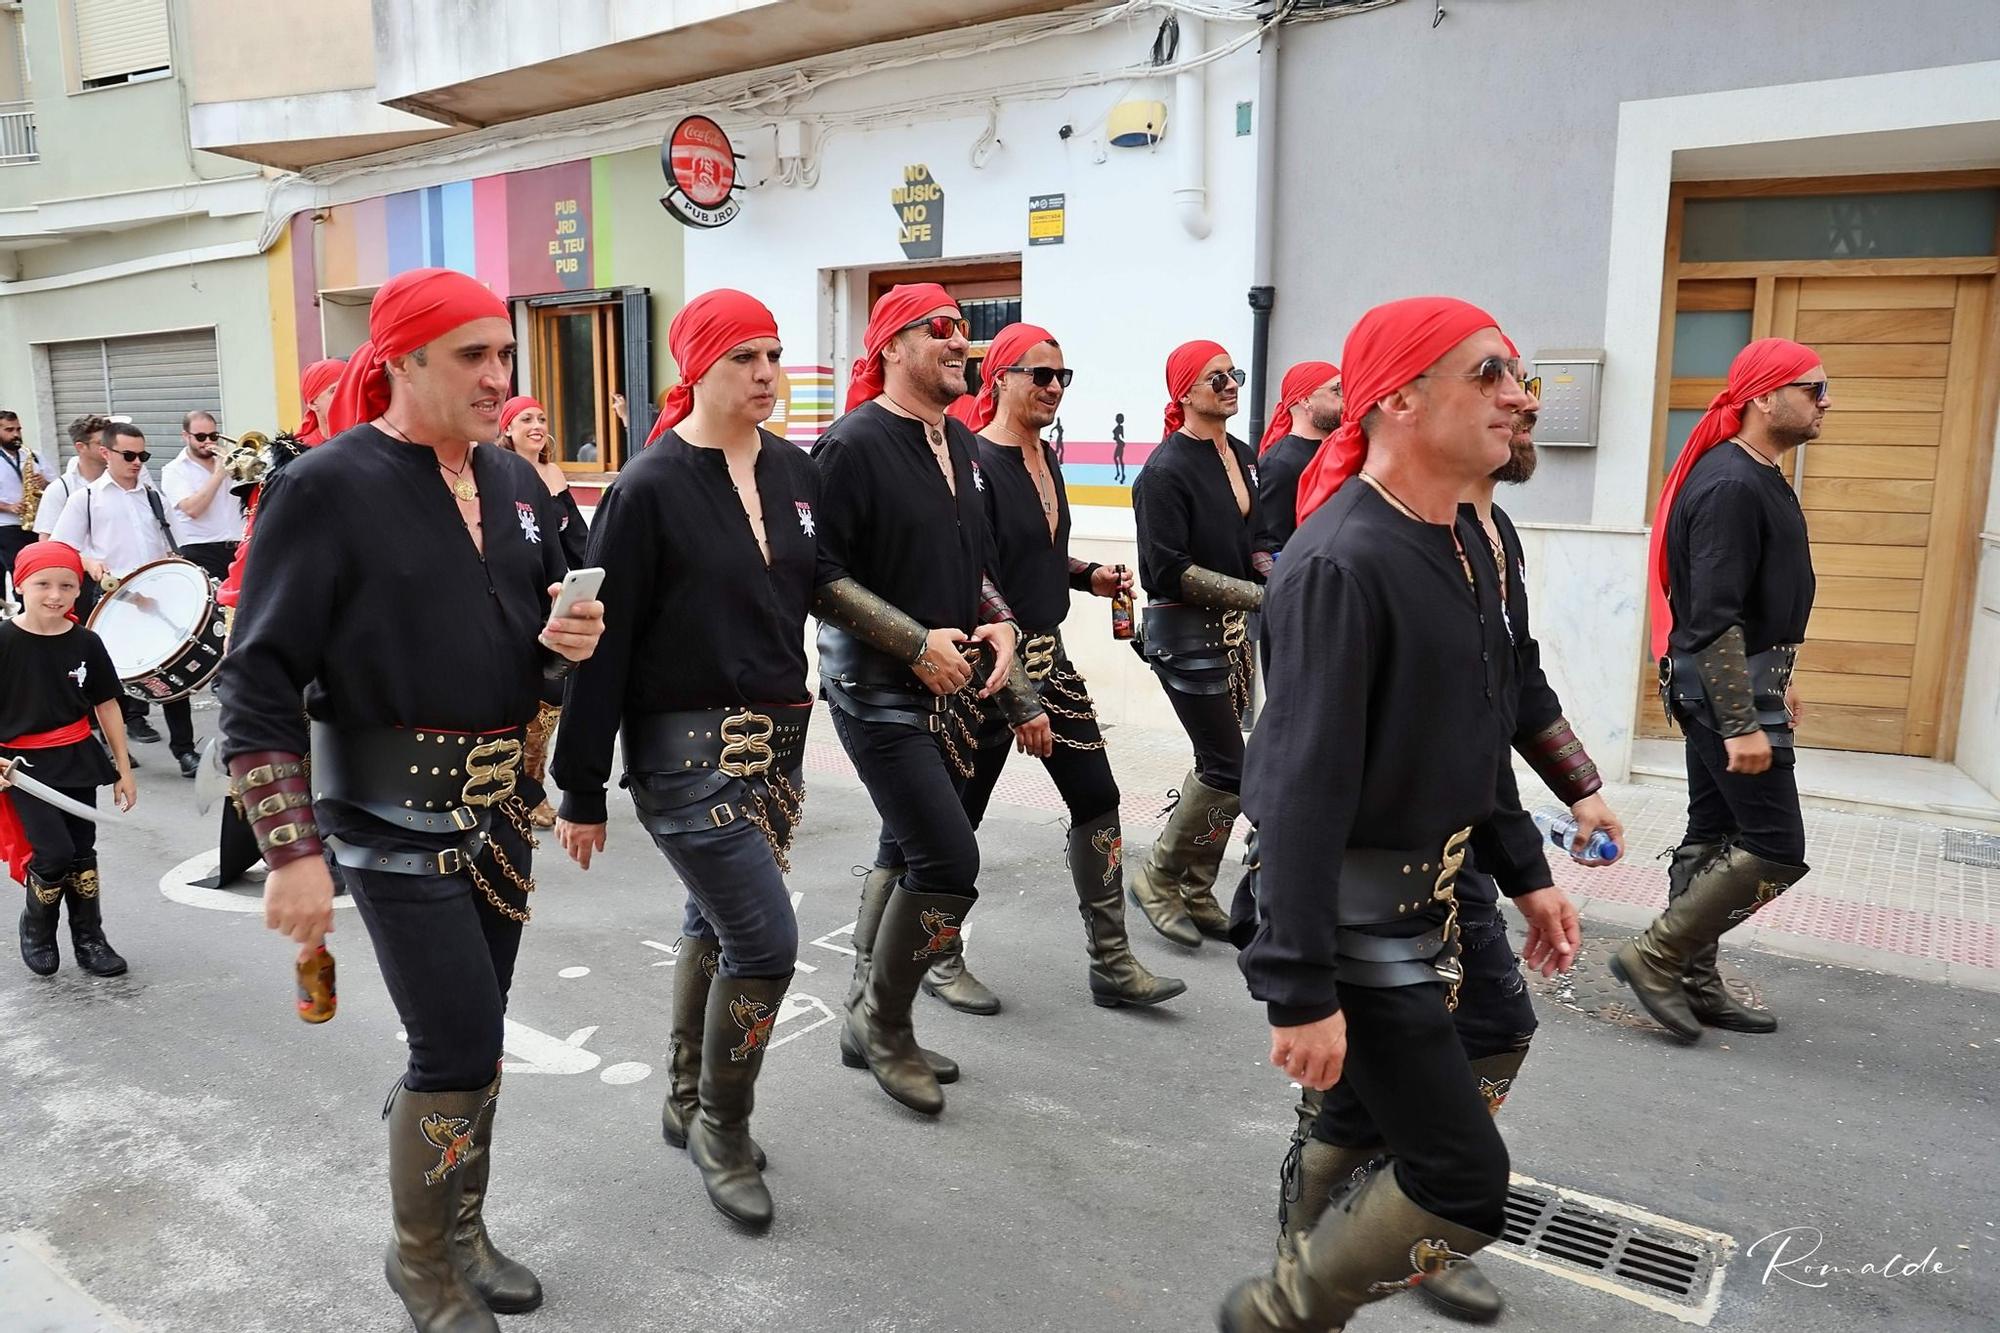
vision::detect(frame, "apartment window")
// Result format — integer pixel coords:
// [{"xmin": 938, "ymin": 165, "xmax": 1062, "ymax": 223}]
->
[
  {"xmin": 69, "ymin": 0, "xmax": 171, "ymax": 90},
  {"xmin": 0, "ymin": 11, "xmax": 34, "ymax": 164},
  {"xmin": 529, "ymin": 298, "xmax": 628, "ymax": 474}
]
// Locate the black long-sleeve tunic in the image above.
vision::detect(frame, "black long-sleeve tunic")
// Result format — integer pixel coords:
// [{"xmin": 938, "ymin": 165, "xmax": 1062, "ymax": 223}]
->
[
  {"xmin": 1666, "ymin": 442, "xmax": 1815, "ymax": 657},
  {"xmin": 1239, "ymin": 480, "xmax": 1517, "ymax": 1025},
  {"xmin": 1131, "ymin": 431, "xmax": 1263, "ymax": 600},
  {"xmin": 970, "ymin": 437, "xmax": 1082, "ymax": 633},
  {"xmin": 552, "ymin": 430, "xmax": 819, "ymax": 824},
  {"xmin": 1254, "ymin": 433, "xmax": 1317, "ymax": 555},
  {"xmin": 811, "ymin": 401, "xmax": 996, "ymax": 670},
  {"xmin": 215, "ymin": 425, "xmax": 567, "ymax": 846}
]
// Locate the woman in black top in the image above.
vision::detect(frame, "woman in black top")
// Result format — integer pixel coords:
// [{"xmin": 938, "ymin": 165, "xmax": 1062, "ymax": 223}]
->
[
  {"xmin": 1126, "ymin": 339, "xmax": 1265, "ymax": 950},
  {"xmin": 3, "ymin": 541, "xmax": 136, "ymax": 978},
  {"xmin": 950, "ymin": 324, "xmax": 1185, "ymax": 1011},
  {"xmin": 497, "ymin": 395, "xmax": 586, "ymax": 828},
  {"xmin": 552, "ymin": 290, "xmax": 813, "ymax": 1229}
]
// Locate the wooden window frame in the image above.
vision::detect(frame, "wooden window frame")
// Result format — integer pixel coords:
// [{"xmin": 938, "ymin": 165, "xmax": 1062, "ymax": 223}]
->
[{"xmin": 528, "ymin": 298, "xmax": 625, "ymax": 476}]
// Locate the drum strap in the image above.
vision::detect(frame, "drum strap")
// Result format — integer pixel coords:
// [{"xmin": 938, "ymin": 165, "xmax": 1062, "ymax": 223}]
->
[{"xmin": 143, "ymin": 488, "xmax": 183, "ymax": 556}]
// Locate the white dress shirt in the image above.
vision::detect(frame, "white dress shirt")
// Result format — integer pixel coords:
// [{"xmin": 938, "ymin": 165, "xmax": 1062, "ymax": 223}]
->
[
  {"xmin": 161, "ymin": 448, "xmax": 244, "ymax": 544},
  {"xmin": 0, "ymin": 443, "xmax": 56, "ymax": 532},
  {"xmin": 48, "ymin": 472, "xmax": 176, "ymax": 577},
  {"xmin": 33, "ymin": 461, "xmax": 88, "ymax": 537}
]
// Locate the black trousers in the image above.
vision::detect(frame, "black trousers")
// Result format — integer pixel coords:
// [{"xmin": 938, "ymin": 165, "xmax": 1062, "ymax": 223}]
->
[
  {"xmin": 338, "ymin": 815, "xmax": 531, "ymax": 1092},
  {"xmin": 1308, "ymin": 975, "xmax": 1512, "ymax": 1236},
  {"xmin": 830, "ymin": 707, "xmax": 979, "ymax": 900},
  {"xmin": 1678, "ymin": 715, "xmax": 1806, "ymax": 864},
  {"xmin": 10, "ymin": 782, "xmax": 98, "ymax": 880},
  {"xmin": 179, "ymin": 540, "xmax": 238, "ymax": 583},
  {"xmin": 957, "ymin": 685, "xmax": 1120, "ymax": 832},
  {"xmin": 1159, "ymin": 682, "xmax": 1245, "ymax": 795},
  {"xmin": 0, "ymin": 525, "xmax": 33, "ymax": 578},
  {"xmin": 633, "ymin": 772, "xmax": 800, "ymax": 979},
  {"xmin": 120, "ymin": 694, "xmax": 194, "ymax": 752}
]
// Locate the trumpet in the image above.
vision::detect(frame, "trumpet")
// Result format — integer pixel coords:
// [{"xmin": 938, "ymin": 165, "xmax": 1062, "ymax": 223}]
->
[{"xmin": 223, "ymin": 430, "xmax": 307, "ymax": 497}]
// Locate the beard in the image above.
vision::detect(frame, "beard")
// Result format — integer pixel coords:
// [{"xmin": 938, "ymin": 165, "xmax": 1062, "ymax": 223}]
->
[
  {"xmin": 1491, "ymin": 436, "xmax": 1538, "ymax": 485},
  {"xmin": 1308, "ymin": 406, "xmax": 1342, "ymax": 434}
]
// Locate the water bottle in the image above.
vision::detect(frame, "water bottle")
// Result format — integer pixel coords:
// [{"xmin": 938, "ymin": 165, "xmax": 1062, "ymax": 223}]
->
[{"xmin": 1533, "ymin": 810, "xmax": 1619, "ymax": 866}]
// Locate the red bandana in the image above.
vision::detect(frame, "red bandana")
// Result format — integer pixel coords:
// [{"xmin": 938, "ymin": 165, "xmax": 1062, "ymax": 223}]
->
[
  {"xmin": 13, "ymin": 540, "xmax": 84, "ymax": 589},
  {"xmin": 846, "ymin": 283, "xmax": 957, "ymax": 413},
  {"xmin": 325, "ymin": 269, "xmax": 509, "ymax": 436},
  {"xmin": 1294, "ymin": 297, "xmax": 1501, "ymax": 524},
  {"xmin": 1162, "ymin": 339, "xmax": 1230, "ymax": 440},
  {"xmin": 295, "ymin": 358, "xmax": 348, "ymax": 445},
  {"xmin": 1646, "ymin": 337, "xmax": 1821, "ymax": 658},
  {"xmin": 1259, "ymin": 360, "xmax": 1340, "ymax": 454},
  {"xmin": 498, "ymin": 396, "xmax": 541, "ymax": 438},
  {"xmin": 951, "ymin": 323, "xmax": 1057, "ymax": 433},
  {"xmin": 646, "ymin": 289, "xmax": 782, "ymax": 444}
]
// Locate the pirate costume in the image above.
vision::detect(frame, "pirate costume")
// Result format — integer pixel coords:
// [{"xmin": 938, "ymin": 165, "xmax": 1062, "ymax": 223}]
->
[
  {"xmin": 1254, "ymin": 360, "xmax": 1340, "ymax": 557},
  {"xmin": 1128, "ymin": 339, "xmax": 1265, "ymax": 950},
  {"xmin": 3, "ymin": 542, "xmax": 127, "ymax": 978},
  {"xmin": 217, "ymin": 271, "xmax": 565, "ymax": 1332},
  {"xmin": 1613, "ymin": 338, "xmax": 1819, "ymax": 1042},
  {"xmin": 553, "ymin": 289, "xmax": 809, "ymax": 1229},
  {"xmin": 1221, "ymin": 298, "xmax": 1524, "ymax": 1333},
  {"xmin": 811, "ymin": 283, "xmax": 1045, "ymax": 1115}
]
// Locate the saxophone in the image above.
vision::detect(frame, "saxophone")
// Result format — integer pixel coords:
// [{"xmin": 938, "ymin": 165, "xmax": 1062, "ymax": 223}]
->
[{"xmin": 15, "ymin": 440, "xmax": 44, "ymax": 528}]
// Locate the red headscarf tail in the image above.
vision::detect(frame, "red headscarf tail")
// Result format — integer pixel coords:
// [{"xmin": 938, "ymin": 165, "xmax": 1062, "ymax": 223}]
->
[
  {"xmin": 963, "ymin": 323, "xmax": 1057, "ymax": 432},
  {"xmin": 845, "ymin": 283, "xmax": 958, "ymax": 413},
  {"xmin": 945, "ymin": 396, "xmax": 980, "ymax": 428},
  {"xmin": 1259, "ymin": 360, "xmax": 1341, "ymax": 454},
  {"xmin": 1162, "ymin": 339, "xmax": 1230, "ymax": 440},
  {"xmin": 295, "ymin": 357, "xmax": 348, "ymax": 445},
  {"xmin": 648, "ymin": 289, "xmax": 783, "ymax": 444},
  {"xmin": 1645, "ymin": 336, "xmax": 1820, "ymax": 658},
  {"xmin": 325, "ymin": 269, "xmax": 509, "ymax": 436},
  {"xmin": 1293, "ymin": 297, "xmax": 1502, "ymax": 524}
]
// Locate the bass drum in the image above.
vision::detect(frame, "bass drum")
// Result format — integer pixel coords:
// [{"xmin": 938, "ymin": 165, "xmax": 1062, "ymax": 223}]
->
[{"xmin": 86, "ymin": 557, "xmax": 226, "ymax": 703}]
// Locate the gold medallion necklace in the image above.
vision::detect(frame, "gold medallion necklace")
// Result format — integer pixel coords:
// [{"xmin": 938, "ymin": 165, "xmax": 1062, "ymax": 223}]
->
[{"xmin": 379, "ymin": 417, "xmax": 477, "ymax": 500}]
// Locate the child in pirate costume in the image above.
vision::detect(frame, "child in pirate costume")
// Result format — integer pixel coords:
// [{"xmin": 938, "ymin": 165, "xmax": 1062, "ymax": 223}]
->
[
  {"xmin": 216, "ymin": 269, "xmax": 602, "ymax": 1333},
  {"xmin": 553, "ymin": 290, "xmax": 813, "ymax": 1230},
  {"xmin": 3, "ymin": 541, "xmax": 137, "ymax": 977}
]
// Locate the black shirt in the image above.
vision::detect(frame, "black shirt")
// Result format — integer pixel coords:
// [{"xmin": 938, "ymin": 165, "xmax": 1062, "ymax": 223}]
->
[
  {"xmin": 551, "ymin": 487, "xmax": 589, "ymax": 571},
  {"xmin": 1254, "ymin": 433, "xmax": 1318, "ymax": 555},
  {"xmin": 1666, "ymin": 442, "xmax": 1815, "ymax": 656},
  {"xmin": 811, "ymin": 400, "xmax": 994, "ymax": 663},
  {"xmin": 971, "ymin": 436, "xmax": 1075, "ymax": 633},
  {"xmin": 216, "ymin": 425, "xmax": 568, "ymax": 844},
  {"xmin": 552, "ymin": 429, "xmax": 819, "ymax": 824},
  {"xmin": 0, "ymin": 621, "xmax": 120, "ymax": 788},
  {"xmin": 1238, "ymin": 481, "xmax": 1518, "ymax": 1024},
  {"xmin": 1131, "ymin": 431, "xmax": 1263, "ymax": 601}
]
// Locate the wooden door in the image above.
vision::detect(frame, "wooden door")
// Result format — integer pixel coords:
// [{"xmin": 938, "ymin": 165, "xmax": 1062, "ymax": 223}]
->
[{"xmin": 1639, "ymin": 271, "xmax": 1992, "ymax": 756}]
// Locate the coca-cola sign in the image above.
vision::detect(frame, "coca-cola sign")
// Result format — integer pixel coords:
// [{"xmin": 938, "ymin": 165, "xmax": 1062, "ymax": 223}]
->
[{"xmin": 660, "ymin": 115, "xmax": 741, "ymax": 228}]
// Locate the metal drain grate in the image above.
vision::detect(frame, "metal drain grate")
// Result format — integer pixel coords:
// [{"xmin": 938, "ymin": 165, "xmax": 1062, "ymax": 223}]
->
[
  {"xmin": 1499, "ymin": 1181, "xmax": 1717, "ymax": 1303},
  {"xmin": 1941, "ymin": 829, "xmax": 2000, "ymax": 869}
]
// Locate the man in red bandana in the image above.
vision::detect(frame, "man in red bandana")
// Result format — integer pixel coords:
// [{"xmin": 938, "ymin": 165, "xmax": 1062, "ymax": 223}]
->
[
  {"xmin": 1220, "ymin": 297, "xmax": 1573, "ymax": 1333},
  {"xmin": 1610, "ymin": 337, "xmax": 1824, "ymax": 1042},
  {"xmin": 812, "ymin": 282, "xmax": 1038, "ymax": 1115},
  {"xmin": 1254, "ymin": 359, "xmax": 1341, "ymax": 557},
  {"xmin": 216, "ymin": 267, "xmax": 602, "ymax": 1331},
  {"xmin": 2, "ymin": 541, "xmax": 136, "ymax": 977}
]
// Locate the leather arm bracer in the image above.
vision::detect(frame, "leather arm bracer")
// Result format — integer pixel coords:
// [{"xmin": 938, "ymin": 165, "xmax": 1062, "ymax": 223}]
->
[
  {"xmin": 228, "ymin": 751, "xmax": 323, "ymax": 868},
  {"xmin": 1518, "ymin": 717, "xmax": 1603, "ymax": 805},
  {"xmin": 812, "ymin": 577, "xmax": 928, "ymax": 665},
  {"xmin": 1695, "ymin": 625, "xmax": 1760, "ymax": 737},
  {"xmin": 1181, "ymin": 563, "xmax": 1263, "ymax": 612}
]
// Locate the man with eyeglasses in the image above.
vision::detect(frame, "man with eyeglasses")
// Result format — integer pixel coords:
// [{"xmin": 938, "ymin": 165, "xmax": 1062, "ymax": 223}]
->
[
  {"xmin": 1220, "ymin": 298, "xmax": 1577, "ymax": 1333},
  {"xmin": 1613, "ymin": 338, "xmax": 1824, "ymax": 1043},
  {"xmin": 811, "ymin": 282, "xmax": 1036, "ymax": 1114},
  {"xmin": 1253, "ymin": 361, "xmax": 1341, "ymax": 557},
  {"xmin": 49, "ymin": 422, "xmax": 199, "ymax": 770},
  {"xmin": 162, "ymin": 411, "xmax": 244, "ymax": 584},
  {"xmin": 1128, "ymin": 340, "xmax": 1263, "ymax": 951}
]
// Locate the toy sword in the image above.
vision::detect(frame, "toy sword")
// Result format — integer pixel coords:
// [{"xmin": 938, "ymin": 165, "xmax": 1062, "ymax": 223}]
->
[{"xmin": 0, "ymin": 756, "xmax": 124, "ymax": 823}]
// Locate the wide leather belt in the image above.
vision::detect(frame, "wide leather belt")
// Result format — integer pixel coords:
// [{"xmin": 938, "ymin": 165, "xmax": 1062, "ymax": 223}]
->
[
  {"xmin": 1665, "ymin": 644, "xmax": 1798, "ymax": 745},
  {"xmin": 1334, "ymin": 827, "xmax": 1473, "ymax": 927},
  {"xmin": 310, "ymin": 721, "xmax": 524, "ymax": 835},
  {"xmin": 816, "ymin": 623, "xmax": 917, "ymax": 688},
  {"xmin": 1138, "ymin": 603, "xmax": 1246, "ymax": 694},
  {"xmin": 622, "ymin": 705, "xmax": 810, "ymax": 778},
  {"xmin": 325, "ymin": 830, "xmax": 489, "ymax": 878}
]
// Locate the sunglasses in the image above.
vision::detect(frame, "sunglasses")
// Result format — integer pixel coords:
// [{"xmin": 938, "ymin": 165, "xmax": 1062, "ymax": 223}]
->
[
  {"xmin": 1420, "ymin": 355, "xmax": 1528, "ymax": 397},
  {"xmin": 1783, "ymin": 379, "xmax": 1830, "ymax": 405},
  {"xmin": 999, "ymin": 365, "xmax": 1074, "ymax": 389},
  {"xmin": 1204, "ymin": 368, "xmax": 1248, "ymax": 393},
  {"xmin": 188, "ymin": 431, "xmax": 222, "ymax": 443},
  {"xmin": 113, "ymin": 449, "xmax": 152, "ymax": 463},
  {"xmin": 899, "ymin": 315, "xmax": 971, "ymax": 341}
]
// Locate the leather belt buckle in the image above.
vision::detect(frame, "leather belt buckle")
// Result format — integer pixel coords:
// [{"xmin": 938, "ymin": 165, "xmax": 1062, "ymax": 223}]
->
[
  {"xmin": 709, "ymin": 803, "xmax": 736, "ymax": 828},
  {"xmin": 437, "ymin": 846, "xmax": 464, "ymax": 876},
  {"xmin": 448, "ymin": 806, "xmax": 479, "ymax": 832}
]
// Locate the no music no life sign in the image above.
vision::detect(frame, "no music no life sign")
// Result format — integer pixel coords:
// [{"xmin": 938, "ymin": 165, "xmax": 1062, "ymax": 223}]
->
[{"xmin": 892, "ymin": 163, "xmax": 944, "ymax": 260}]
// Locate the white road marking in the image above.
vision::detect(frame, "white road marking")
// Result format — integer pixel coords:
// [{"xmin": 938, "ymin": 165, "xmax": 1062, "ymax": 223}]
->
[
  {"xmin": 810, "ymin": 922, "xmax": 858, "ymax": 958},
  {"xmin": 157, "ymin": 849, "xmax": 358, "ymax": 915},
  {"xmin": 599, "ymin": 1061, "xmax": 651, "ymax": 1085},
  {"xmin": 641, "ymin": 938, "xmax": 679, "ymax": 966},
  {"xmin": 768, "ymin": 992, "xmax": 836, "ymax": 1049},
  {"xmin": 557, "ymin": 966, "xmax": 590, "ymax": 979},
  {"xmin": 501, "ymin": 1019, "xmax": 602, "ymax": 1075}
]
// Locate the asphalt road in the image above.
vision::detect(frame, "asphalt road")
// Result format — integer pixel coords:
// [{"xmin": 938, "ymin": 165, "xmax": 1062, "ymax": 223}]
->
[{"xmin": 2, "ymin": 715, "xmax": 1994, "ymax": 1332}]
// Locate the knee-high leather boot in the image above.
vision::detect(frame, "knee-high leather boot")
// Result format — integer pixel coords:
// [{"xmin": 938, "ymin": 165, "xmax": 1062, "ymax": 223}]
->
[
  {"xmin": 64, "ymin": 863, "xmax": 127, "ymax": 977},
  {"xmin": 1611, "ymin": 845, "xmax": 1807, "ymax": 1042},
  {"xmin": 383, "ymin": 1081, "xmax": 501, "ymax": 1332},
  {"xmin": 1413, "ymin": 1050, "xmax": 1528, "ymax": 1324},
  {"xmin": 1668, "ymin": 841, "xmax": 1777, "ymax": 1032},
  {"xmin": 839, "ymin": 866, "xmax": 959, "ymax": 1083},
  {"xmin": 20, "ymin": 870, "xmax": 64, "ymax": 976},
  {"xmin": 1069, "ymin": 810, "xmax": 1185, "ymax": 1007},
  {"xmin": 688, "ymin": 971, "xmax": 790, "ymax": 1228},
  {"xmin": 451, "ymin": 1070, "xmax": 542, "ymax": 1314},
  {"xmin": 921, "ymin": 932, "xmax": 1001, "ymax": 1015},
  {"xmin": 844, "ymin": 884, "xmax": 965, "ymax": 1114},
  {"xmin": 1127, "ymin": 770, "xmax": 1210, "ymax": 948},
  {"xmin": 662, "ymin": 937, "xmax": 768, "ymax": 1167},
  {"xmin": 1275, "ymin": 1132, "xmax": 1382, "ymax": 1264},
  {"xmin": 1174, "ymin": 772, "xmax": 1241, "ymax": 940}
]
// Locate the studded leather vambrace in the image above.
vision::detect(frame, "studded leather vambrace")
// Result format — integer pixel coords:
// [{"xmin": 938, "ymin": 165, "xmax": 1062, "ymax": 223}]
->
[
  {"xmin": 228, "ymin": 751, "xmax": 323, "ymax": 868},
  {"xmin": 1180, "ymin": 563, "xmax": 1264, "ymax": 612},
  {"xmin": 1694, "ymin": 624, "xmax": 1760, "ymax": 737},
  {"xmin": 812, "ymin": 577, "xmax": 929, "ymax": 665},
  {"xmin": 1519, "ymin": 717, "xmax": 1603, "ymax": 805},
  {"xmin": 996, "ymin": 654, "xmax": 1048, "ymax": 726}
]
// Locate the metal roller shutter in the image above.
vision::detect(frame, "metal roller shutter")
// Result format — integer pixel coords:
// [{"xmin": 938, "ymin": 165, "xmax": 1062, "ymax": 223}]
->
[
  {"xmin": 45, "ymin": 328, "xmax": 220, "ymax": 479},
  {"xmin": 72, "ymin": 0, "xmax": 171, "ymax": 84}
]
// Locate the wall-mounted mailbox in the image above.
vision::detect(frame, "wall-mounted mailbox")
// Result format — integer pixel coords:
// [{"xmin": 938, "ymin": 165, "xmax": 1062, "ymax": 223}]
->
[{"xmin": 1531, "ymin": 348, "xmax": 1603, "ymax": 446}]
